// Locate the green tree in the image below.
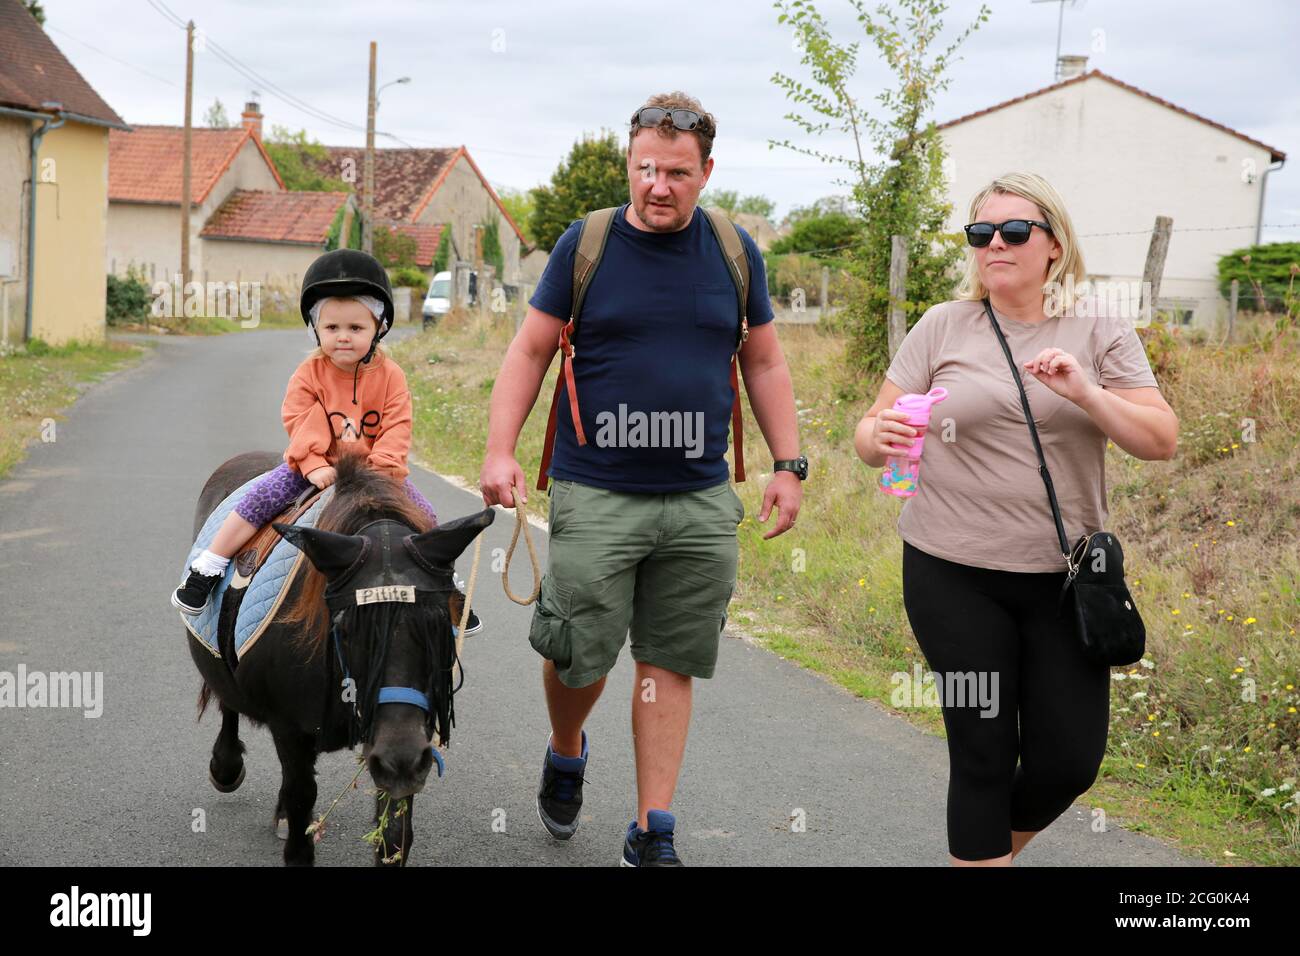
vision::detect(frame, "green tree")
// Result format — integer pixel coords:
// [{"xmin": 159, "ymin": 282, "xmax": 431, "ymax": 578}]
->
[
  {"xmin": 781, "ymin": 195, "xmax": 852, "ymax": 230},
  {"xmin": 23, "ymin": 1, "xmax": 44, "ymax": 25},
  {"xmin": 768, "ymin": 210, "xmax": 860, "ymax": 257},
  {"xmin": 529, "ymin": 131, "xmax": 628, "ymax": 251},
  {"xmin": 771, "ymin": 0, "xmax": 989, "ymax": 374},
  {"xmin": 204, "ymin": 99, "xmax": 231, "ymax": 129},
  {"xmin": 432, "ymin": 227, "xmax": 452, "ymax": 273},
  {"xmin": 738, "ymin": 195, "xmax": 777, "ymax": 218},
  {"xmin": 263, "ymin": 125, "xmax": 350, "ymax": 192},
  {"xmin": 705, "ymin": 190, "xmax": 777, "ymax": 221},
  {"xmin": 498, "ymin": 187, "xmax": 536, "ymax": 245},
  {"xmin": 705, "ymin": 189, "xmax": 740, "ymax": 215}
]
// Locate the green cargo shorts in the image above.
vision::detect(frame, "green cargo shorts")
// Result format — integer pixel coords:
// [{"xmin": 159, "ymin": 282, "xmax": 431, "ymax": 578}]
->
[{"xmin": 528, "ymin": 478, "xmax": 745, "ymax": 688}]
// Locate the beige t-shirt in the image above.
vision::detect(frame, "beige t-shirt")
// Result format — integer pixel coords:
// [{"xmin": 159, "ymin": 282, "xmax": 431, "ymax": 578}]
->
[{"xmin": 883, "ymin": 297, "xmax": 1159, "ymax": 572}]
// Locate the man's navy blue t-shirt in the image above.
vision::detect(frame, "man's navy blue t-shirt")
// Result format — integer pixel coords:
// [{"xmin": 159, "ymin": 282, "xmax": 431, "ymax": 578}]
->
[{"xmin": 529, "ymin": 203, "xmax": 775, "ymax": 493}]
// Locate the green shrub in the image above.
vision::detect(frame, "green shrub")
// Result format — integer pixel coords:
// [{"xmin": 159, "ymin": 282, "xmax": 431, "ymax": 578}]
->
[
  {"xmin": 389, "ymin": 266, "xmax": 429, "ymax": 300},
  {"xmin": 1218, "ymin": 242, "xmax": 1300, "ymax": 313},
  {"xmin": 106, "ymin": 269, "xmax": 151, "ymax": 325}
]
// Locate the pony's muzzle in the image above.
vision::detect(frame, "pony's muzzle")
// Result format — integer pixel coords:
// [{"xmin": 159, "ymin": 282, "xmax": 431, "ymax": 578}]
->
[{"xmin": 366, "ymin": 722, "xmax": 435, "ymax": 799}]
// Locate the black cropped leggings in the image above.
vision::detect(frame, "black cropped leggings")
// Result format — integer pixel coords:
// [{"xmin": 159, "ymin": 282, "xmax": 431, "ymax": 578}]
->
[{"xmin": 901, "ymin": 541, "xmax": 1111, "ymax": 861}]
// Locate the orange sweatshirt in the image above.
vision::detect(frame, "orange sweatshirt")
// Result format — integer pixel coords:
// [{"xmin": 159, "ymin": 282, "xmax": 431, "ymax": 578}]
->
[{"xmin": 281, "ymin": 349, "xmax": 413, "ymax": 481}]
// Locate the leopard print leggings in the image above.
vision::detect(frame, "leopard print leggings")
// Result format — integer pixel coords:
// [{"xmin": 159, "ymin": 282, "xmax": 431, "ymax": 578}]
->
[{"xmin": 235, "ymin": 462, "xmax": 437, "ymax": 527}]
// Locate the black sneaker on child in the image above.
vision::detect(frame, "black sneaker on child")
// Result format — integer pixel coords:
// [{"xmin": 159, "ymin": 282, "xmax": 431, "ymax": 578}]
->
[
  {"xmin": 172, "ymin": 568, "xmax": 223, "ymax": 615},
  {"xmin": 452, "ymin": 572, "xmax": 483, "ymax": 636},
  {"xmin": 536, "ymin": 731, "xmax": 588, "ymax": 840}
]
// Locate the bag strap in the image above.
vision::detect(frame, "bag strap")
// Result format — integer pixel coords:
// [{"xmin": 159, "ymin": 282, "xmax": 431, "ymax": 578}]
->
[
  {"xmin": 981, "ymin": 297, "xmax": 1071, "ymax": 562},
  {"xmin": 701, "ymin": 206, "xmax": 750, "ymax": 349},
  {"xmin": 536, "ymin": 208, "xmax": 618, "ymax": 491},
  {"xmin": 703, "ymin": 206, "xmax": 749, "ymax": 482}
]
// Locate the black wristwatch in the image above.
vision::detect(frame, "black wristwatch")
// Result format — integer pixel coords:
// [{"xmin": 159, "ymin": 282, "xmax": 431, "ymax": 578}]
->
[{"xmin": 773, "ymin": 455, "xmax": 808, "ymax": 480}]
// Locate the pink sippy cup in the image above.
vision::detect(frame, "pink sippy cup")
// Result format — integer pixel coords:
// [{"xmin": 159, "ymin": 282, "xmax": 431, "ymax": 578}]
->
[{"xmin": 878, "ymin": 387, "xmax": 948, "ymax": 498}]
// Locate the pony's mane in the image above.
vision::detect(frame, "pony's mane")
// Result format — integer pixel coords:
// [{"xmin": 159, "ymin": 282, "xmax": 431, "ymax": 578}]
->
[{"xmin": 280, "ymin": 451, "xmax": 434, "ymax": 644}]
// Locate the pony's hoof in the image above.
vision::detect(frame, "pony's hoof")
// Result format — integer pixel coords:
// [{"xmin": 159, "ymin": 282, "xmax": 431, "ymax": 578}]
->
[
  {"xmin": 275, "ymin": 817, "xmax": 289, "ymax": 841},
  {"xmin": 209, "ymin": 762, "xmax": 246, "ymax": 793}
]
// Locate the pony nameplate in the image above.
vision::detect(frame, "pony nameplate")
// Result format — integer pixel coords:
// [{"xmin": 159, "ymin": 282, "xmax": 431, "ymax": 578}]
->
[{"xmin": 356, "ymin": 585, "xmax": 416, "ymax": 605}]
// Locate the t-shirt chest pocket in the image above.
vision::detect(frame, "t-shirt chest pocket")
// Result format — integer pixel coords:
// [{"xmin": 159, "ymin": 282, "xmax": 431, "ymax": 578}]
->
[{"xmin": 694, "ymin": 283, "xmax": 738, "ymax": 334}]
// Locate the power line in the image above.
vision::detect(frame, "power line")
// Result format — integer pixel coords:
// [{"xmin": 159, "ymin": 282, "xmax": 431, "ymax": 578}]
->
[
  {"xmin": 144, "ymin": 0, "xmax": 369, "ymax": 135},
  {"xmin": 49, "ymin": 24, "xmax": 179, "ymax": 87}
]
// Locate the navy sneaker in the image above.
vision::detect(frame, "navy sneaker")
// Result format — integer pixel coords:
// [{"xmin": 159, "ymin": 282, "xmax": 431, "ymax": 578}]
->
[
  {"xmin": 622, "ymin": 809, "xmax": 683, "ymax": 867},
  {"xmin": 535, "ymin": 731, "xmax": 587, "ymax": 840},
  {"xmin": 172, "ymin": 568, "xmax": 223, "ymax": 615}
]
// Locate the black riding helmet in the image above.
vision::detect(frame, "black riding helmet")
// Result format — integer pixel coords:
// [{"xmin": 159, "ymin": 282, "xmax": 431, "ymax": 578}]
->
[{"xmin": 300, "ymin": 249, "xmax": 396, "ymax": 403}]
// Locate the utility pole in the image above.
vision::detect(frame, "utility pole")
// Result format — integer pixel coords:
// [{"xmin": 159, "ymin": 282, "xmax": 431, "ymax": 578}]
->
[
  {"xmin": 180, "ymin": 20, "xmax": 195, "ymax": 289},
  {"xmin": 363, "ymin": 41, "xmax": 376, "ymax": 254}
]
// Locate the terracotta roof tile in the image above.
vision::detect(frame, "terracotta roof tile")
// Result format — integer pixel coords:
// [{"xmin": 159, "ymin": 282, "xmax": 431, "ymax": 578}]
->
[
  {"xmin": 308, "ymin": 146, "xmax": 458, "ymax": 221},
  {"xmin": 109, "ymin": 126, "xmax": 286, "ymax": 205},
  {"xmin": 0, "ymin": 0, "xmax": 125, "ymax": 127},
  {"xmin": 302, "ymin": 145, "xmax": 528, "ymax": 245},
  {"xmin": 936, "ymin": 70, "xmax": 1285, "ymax": 162},
  {"xmin": 200, "ymin": 190, "xmax": 350, "ymax": 245}
]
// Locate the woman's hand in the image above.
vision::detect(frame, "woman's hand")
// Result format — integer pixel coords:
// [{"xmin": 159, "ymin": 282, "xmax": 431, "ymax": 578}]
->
[
  {"xmin": 868, "ymin": 409, "xmax": 918, "ymax": 459},
  {"xmin": 305, "ymin": 465, "xmax": 336, "ymax": 490},
  {"xmin": 1024, "ymin": 348, "xmax": 1096, "ymax": 405}
]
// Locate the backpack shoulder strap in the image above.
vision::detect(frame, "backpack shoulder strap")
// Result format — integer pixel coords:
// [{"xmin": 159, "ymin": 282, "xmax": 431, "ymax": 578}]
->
[
  {"xmin": 536, "ymin": 207, "xmax": 619, "ymax": 491},
  {"xmin": 702, "ymin": 206, "xmax": 750, "ymax": 350},
  {"xmin": 702, "ymin": 207, "xmax": 750, "ymax": 483},
  {"xmin": 571, "ymin": 206, "xmax": 619, "ymax": 327}
]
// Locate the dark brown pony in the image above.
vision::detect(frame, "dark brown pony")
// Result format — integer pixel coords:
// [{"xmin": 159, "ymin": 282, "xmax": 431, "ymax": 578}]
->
[{"xmin": 186, "ymin": 450, "xmax": 492, "ymax": 866}]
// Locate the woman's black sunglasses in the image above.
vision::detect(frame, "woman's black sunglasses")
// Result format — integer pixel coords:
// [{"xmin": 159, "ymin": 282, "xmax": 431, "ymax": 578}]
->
[
  {"xmin": 964, "ymin": 219, "xmax": 1052, "ymax": 247},
  {"xmin": 634, "ymin": 106, "xmax": 706, "ymax": 132}
]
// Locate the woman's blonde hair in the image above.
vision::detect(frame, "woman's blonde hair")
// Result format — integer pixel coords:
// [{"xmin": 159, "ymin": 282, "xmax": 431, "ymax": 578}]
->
[{"xmin": 954, "ymin": 171, "xmax": 1086, "ymax": 316}]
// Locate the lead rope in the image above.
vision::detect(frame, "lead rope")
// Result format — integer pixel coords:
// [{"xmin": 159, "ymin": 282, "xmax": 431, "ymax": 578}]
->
[
  {"xmin": 437, "ymin": 493, "xmax": 540, "ymax": 764},
  {"xmin": 446, "ymin": 492, "xmax": 541, "ymax": 666},
  {"xmin": 501, "ymin": 489, "xmax": 542, "ymax": 606}
]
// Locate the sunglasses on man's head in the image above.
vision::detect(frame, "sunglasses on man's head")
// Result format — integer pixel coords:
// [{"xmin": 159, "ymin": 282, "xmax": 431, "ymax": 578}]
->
[
  {"xmin": 634, "ymin": 106, "xmax": 707, "ymax": 132},
  {"xmin": 964, "ymin": 219, "xmax": 1052, "ymax": 247}
]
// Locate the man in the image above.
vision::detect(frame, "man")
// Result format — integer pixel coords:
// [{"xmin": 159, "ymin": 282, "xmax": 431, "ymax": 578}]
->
[{"xmin": 478, "ymin": 91, "xmax": 804, "ymax": 866}]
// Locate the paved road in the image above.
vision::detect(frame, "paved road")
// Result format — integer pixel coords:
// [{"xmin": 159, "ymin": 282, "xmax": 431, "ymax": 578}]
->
[{"xmin": 0, "ymin": 328, "xmax": 1201, "ymax": 866}]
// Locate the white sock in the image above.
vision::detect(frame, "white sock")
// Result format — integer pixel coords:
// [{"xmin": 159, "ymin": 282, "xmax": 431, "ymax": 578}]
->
[{"xmin": 191, "ymin": 549, "xmax": 230, "ymax": 577}]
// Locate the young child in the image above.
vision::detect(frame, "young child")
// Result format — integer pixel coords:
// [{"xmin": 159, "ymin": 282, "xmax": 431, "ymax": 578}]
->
[{"xmin": 172, "ymin": 249, "xmax": 480, "ymax": 634}]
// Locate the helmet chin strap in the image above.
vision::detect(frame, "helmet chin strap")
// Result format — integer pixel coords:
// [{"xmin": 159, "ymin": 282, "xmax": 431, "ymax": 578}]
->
[{"xmin": 308, "ymin": 313, "xmax": 386, "ymax": 404}]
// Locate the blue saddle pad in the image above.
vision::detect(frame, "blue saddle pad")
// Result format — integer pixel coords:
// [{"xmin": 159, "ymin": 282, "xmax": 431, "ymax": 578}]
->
[{"xmin": 180, "ymin": 470, "xmax": 333, "ymax": 660}]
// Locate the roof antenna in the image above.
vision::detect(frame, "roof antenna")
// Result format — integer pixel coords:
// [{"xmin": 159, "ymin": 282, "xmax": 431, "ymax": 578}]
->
[{"xmin": 1030, "ymin": 0, "xmax": 1085, "ymax": 81}]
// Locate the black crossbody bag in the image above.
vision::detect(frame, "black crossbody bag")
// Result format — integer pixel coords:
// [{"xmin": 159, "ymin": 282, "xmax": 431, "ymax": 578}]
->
[{"xmin": 982, "ymin": 297, "xmax": 1145, "ymax": 667}]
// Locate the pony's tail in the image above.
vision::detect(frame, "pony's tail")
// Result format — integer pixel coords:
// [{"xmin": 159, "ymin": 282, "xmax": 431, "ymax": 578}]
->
[{"xmin": 197, "ymin": 681, "xmax": 212, "ymax": 722}]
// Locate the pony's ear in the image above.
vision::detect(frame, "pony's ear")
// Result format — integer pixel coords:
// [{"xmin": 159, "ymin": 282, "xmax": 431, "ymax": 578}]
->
[
  {"xmin": 273, "ymin": 523, "xmax": 368, "ymax": 579},
  {"xmin": 404, "ymin": 508, "xmax": 495, "ymax": 568}
]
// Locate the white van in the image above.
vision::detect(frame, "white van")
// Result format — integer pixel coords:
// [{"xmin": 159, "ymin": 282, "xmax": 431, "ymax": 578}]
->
[{"xmin": 421, "ymin": 271, "xmax": 452, "ymax": 327}]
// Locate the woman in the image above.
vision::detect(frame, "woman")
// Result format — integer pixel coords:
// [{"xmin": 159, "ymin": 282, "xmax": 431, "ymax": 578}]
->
[{"xmin": 854, "ymin": 172, "xmax": 1178, "ymax": 866}]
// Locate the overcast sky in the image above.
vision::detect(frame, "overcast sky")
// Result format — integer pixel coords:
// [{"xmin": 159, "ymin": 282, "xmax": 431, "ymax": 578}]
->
[{"xmin": 39, "ymin": 0, "xmax": 1299, "ymax": 242}]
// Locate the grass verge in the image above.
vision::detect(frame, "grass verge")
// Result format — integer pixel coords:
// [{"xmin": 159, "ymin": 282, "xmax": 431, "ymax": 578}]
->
[{"xmin": 391, "ymin": 310, "xmax": 1300, "ymax": 865}]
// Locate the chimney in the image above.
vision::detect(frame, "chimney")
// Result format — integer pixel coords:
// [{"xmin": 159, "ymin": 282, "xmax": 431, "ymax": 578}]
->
[
  {"xmin": 241, "ymin": 101, "xmax": 263, "ymax": 141},
  {"xmin": 1057, "ymin": 55, "xmax": 1088, "ymax": 80}
]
